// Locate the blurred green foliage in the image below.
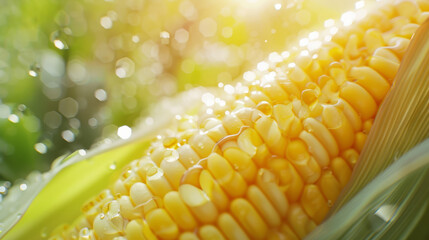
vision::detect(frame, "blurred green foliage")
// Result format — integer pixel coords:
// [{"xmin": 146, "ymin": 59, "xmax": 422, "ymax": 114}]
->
[{"xmin": 0, "ymin": 0, "xmax": 351, "ymax": 182}]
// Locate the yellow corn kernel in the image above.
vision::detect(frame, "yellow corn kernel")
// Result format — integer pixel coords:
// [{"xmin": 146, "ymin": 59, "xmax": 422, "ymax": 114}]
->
[
  {"xmin": 322, "ymin": 105, "xmax": 354, "ymax": 151},
  {"xmin": 256, "ymin": 169, "xmax": 289, "ymax": 217},
  {"xmin": 223, "ymin": 146, "xmax": 257, "ymax": 182},
  {"xmin": 317, "ymin": 171, "xmax": 341, "ymax": 205},
  {"xmin": 342, "ymin": 148, "xmax": 360, "ymax": 168},
  {"xmin": 255, "ymin": 115, "xmax": 287, "ymax": 156},
  {"xmin": 207, "ymin": 152, "xmax": 247, "ymax": 198},
  {"xmin": 124, "ymin": 219, "xmax": 146, "ymax": 240},
  {"xmin": 189, "ymin": 132, "xmax": 216, "ymax": 158},
  {"xmin": 179, "ymin": 232, "xmax": 200, "ymax": 240},
  {"xmin": 302, "ymin": 118, "xmax": 339, "ymax": 157},
  {"xmin": 199, "ymin": 170, "xmax": 229, "ymax": 211},
  {"xmin": 146, "ymin": 209, "xmax": 179, "ymax": 240},
  {"xmin": 354, "ymin": 132, "xmax": 367, "ymax": 152},
  {"xmin": 286, "ymin": 139, "xmax": 321, "ymax": 184},
  {"xmin": 177, "ymin": 144, "xmax": 200, "ymax": 169},
  {"xmin": 288, "ymin": 65, "xmax": 311, "ymax": 90},
  {"xmin": 340, "ymin": 81, "xmax": 378, "ymax": 121},
  {"xmin": 179, "ymin": 184, "xmax": 218, "ymax": 224},
  {"xmin": 218, "ymin": 213, "xmax": 249, "ymax": 240},
  {"xmin": 300, "ymin": 185, "xmax": 330, "ymax": 224},
  {"xmin": 146, "ymin": 166, "xmax": 173, "ymax": 198},
  {"xmin": 237, "ymin": 128, "xmax": 263, "ymax": 157},
  {"xmin": 279, "ymin": 223, "xmax": 300, "ymax": 240},
  {"xmin": 159, "ymin": 150, "xmax": 186, "ymax": 189},
  {"xmin": 129, "ymin": 182, "xmax": 158, "ymax": 214},
  {"xmin": 163, "ymin": 191, "xmax": 197, "ymax": 231},
  {"xmin": 222, "ymin": 113, "xmax": 244, "ymax": 134},
  {"xmin": 349, "ymin": 66, "xmax": 391, "ymax": 103},
  {"xmin": 246, "ymin": 185, "xmax": 281, "ymax": 227},
  {"xmin": 231, "ymin": 198, "xmax": 268, "ymax": 239},
  {"xmin": 263, "ymin": 82, "xmax": 289, "ymax": 103},
  {"xmin": 199, "ymin": 225, "xmax": 225, "ymax": 240},
  {"xmin": 299, "ymin": 131, "xmax": 330, "ymax": 168},
  {"xmin": 287, "ymin": 204, "xmax": 317, "ymax": 239},
  {"xmin": 117, "ymin": 195, "xmax": 142, "ymax": 220}
]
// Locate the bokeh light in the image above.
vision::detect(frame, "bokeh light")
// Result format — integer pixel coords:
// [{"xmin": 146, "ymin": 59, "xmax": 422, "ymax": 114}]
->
[{"xmin": 0, "ymin": 0, "xmax": 360, "ymax": 182}]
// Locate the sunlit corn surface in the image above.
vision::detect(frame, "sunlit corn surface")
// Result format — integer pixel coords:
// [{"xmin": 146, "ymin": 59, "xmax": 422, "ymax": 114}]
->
[
  {"xmin": 0, "ymin": 0, "xmax": 354, "ymax": 183},
  {"xmin": 35, "ymin": 0, "xmax": 429, "ymax": 239}
]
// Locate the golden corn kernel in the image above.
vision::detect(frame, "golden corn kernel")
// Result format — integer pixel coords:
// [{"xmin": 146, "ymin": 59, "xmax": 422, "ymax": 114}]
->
[
  {"xmin": 189, "ymin": 132, "xmax": 216, "ymax": 158},
  {"xmin": 354, "ymin": 132, "xmax": 367, "ymax": 152},
  {"xmin": 199, "ymin": 170, "xmax": 229, "ymax": 211},
  {"xmin": 288, "ymin": 65, "xmax": 311, "ymax": 90},
  {"xmin": 146, "ymin": 209, "xmax": 179, "ymax": 240},
  {"xmin": 287, "ymin": 204, "xmax": 317, "ymax": 239},
  {"xmin": 222, "ymin": 113, "xmax": 245, "ymax": 134},
  {"xmin": 199, "ymin": 225, "xmax": 225, "ymax": 240},
  {"xmin": 163, "ymin": 191, "xmax": 197, "ymax": 231},
  {"xmin": 246, "ymin": 185, "xmax": 281, "ymax": 227},
  {"xmin": 350, "ymin": 66, "xmax": 391, "ymax": 103},
  {"xmin": 344, "ymin": 34, "xmax": 361, "ymax": 59},
  {"xmin": 256, "ymin": 169, "xmax": 289, "ymax": 217},
  {"xmin": 231, "ymin": 198, "xmax": 268, "ymax": 239},
  {"xmin": 177, "ymin": 144, "xmax": 200, "ymax": 169},
  {"xmin": 322, "ymin": 105, "xmax": 354, "ymax": 151},
  {"xmin": 130, "ymin": 182, "xmax": 158, "ymax": 215},
  {"xmin": 218, "ymin": 213, "xmax": 250, "ymax": 240},
  {"xmin": 330, "ymin": 157, "xmax": 352, "ymax": 188},
  {"xmin": 125, "ymin": 219, "xmax": 146, "ymax": 240},
  {"xmin": 286, "ymin": 139, "xmax": 321, "ymax": 184},
  {"xmin": 368, "ymin": 55, "xmax": 400, "ymax": 81},
  {"xmin": 279, "ymin": 223, "xmax": 300, "ymax": 240},
  {"xmin": 255, "ymin": 115, "xmax": 287, "ymax": 156},
  {"xmin": 300, "ymin": 185, "xmax": 330, "ymax": 224},
  {"xmin": 363, "ymin": 29, "xmax": 386, "ymax": 54},
  {"xmin": 117, "ymin": 196, "xmax": 142, "ymax": 220},
  {"xmin": 207, "ymin": 153, "xmax": 247, "ymax": 198},
  {"xmin": 299, "ymin": 131, "xmax": 330, "ymax": 168},
  {"xmin": 302, "ymin": 118, "xmax": 339, "ymax": 157},
  {"xmin": 340, "ymin": 81, "xmax": 378, "ymax": 121},
  {"xmin": 317, "ymin": 171, "xmax": 341, "ymax": 205},
  {"xmin": 223, "ymin": 147, "xmax": 257, "ymax": 182},
  {"xmin": 160, "ymin": 150, "xmax": 186, "ymax": 189},
  {"xmin": 342, "ymin": 148, "xmax": 360, "ymax": 168},
  {"xmin": 262, "ymin": 82, "xmax": 289, "ymax": 103},
  {"xmin": 179, "ymin": 184, "xmax": 219, "ymax": 224},
  {"xmin": 146, "ymin": 166, "xmax": 173, "ymax": 198},
  {"xmin": 237, "ymin": 128, "xmax": 262, "ymax": 157},
  {"xmin": 179, "ymin": 232, "xmax": 200, "ymax": 240}
]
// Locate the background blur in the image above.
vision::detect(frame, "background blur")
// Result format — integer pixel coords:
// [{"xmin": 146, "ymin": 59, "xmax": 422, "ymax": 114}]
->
[{"xmin": 0, "ymin": 0, "xmax": 356, "ymax": 182}]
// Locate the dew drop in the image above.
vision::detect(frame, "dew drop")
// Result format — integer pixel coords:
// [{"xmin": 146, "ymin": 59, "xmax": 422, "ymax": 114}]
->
[
  {"xmin": 109, "ymin": 163, "xmax": 117, "ymax": 170},
  {"xmin": 50, "ymin": 30, "xmax": 69, "ymax": 50},
  {"xmin": 8, "ymin": 114, "xmax": 19, "ymax": 123},
  {"xmin": 160, "ymin": 31, "xmax": 170, "ymax": 44},
  {"xmin": 62, "ymin": 130, "xmax": 75, "ymax": 142},
  {"xmin": 34, "ymin": 142, "xmax": 48, "ymax": 154},
  {"xmin": 28, "ymin": 63, "xmax": 40, "ymax": 77},
  {"xmin": 115, "ymin": 57, "xmax": 135, "ymax": 78},
  {"xmin": 19, "ymin": 183, "xmax": 28, "ymax": 191}
]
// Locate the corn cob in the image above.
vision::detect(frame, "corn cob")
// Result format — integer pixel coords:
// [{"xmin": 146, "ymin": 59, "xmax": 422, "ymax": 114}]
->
[{"xmin": 49, "ymin": 0, "xmax": 429, "ymax": 239}]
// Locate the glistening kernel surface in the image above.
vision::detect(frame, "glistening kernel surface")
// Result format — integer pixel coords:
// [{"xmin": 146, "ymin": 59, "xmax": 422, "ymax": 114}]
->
[{"xmin": 49, "ymin": 0, "xmax": 429, "ymax": 239}]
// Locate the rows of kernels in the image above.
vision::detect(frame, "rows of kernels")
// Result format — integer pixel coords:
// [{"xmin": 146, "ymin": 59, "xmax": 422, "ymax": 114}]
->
[{"xmin": 49, "ymin": 1, "xmax": 428, "ymax": 239}]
